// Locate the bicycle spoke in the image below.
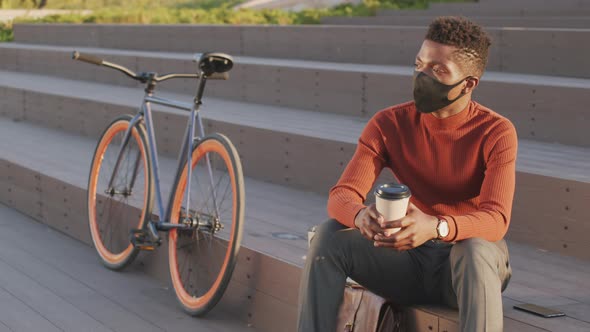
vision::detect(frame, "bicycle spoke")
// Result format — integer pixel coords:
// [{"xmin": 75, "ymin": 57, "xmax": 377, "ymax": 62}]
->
[
  {"xmin": 216, "ymin": 176, "xmax": 232, "ymax": 215},
  {"xmin": 194, "ymin": 169, "xmax": 214, "ymax": 219},
  {"xmin": 169, "ymin": 135, "xmax": 243, "ymax": 315},
  {"xmin": 88, "ymin": 118, "xmax": 149, "ymax": 269}
]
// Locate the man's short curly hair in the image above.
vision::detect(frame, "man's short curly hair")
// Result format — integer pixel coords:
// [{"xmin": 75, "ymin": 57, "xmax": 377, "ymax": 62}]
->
[{"xmin": 426, "ymin": 16, "xmax": 491, "ymax": 77}]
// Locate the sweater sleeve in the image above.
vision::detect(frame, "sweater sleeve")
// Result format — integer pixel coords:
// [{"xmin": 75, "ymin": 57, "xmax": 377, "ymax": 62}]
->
[
  {"xmin": 327, "ymin": 115, "xmax": 388, "ymax": 228},
  {"xmin": 443, "ymin": 121, "xmax": 518, "ymax": 242}
]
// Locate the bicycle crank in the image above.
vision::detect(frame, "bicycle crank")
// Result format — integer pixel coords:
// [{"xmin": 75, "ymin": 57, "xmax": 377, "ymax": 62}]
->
[{"xmin": 130, "ymin": 229, "xmax": 161, "ymax": 250}]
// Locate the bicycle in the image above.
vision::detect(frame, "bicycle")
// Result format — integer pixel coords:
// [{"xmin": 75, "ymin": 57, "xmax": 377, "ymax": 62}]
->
[{"xmin": 72, "ymin": 50, "xmax": 245, "ymax": 316}]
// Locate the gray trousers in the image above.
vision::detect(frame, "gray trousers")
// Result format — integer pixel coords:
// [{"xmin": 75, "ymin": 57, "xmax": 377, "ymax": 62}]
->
[{"xmin": 297, "ymin": 219, "xmax": 512, "ymax": 332}]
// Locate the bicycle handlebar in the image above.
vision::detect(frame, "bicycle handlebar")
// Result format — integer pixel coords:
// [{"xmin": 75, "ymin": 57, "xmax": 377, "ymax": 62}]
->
[
  {"xmin": 72, "ymin": 51, "xmax": 103, "ymax": 66},
  {"xmin": 155, "ymin": 72, "xmax": 229, "ymax": 81},
  {"xmin": 71, "ymin": 50, "xmax": 229, "ymax": 82},
  {"xmin": 72, "ymin": 50, "xmax": 144, "ymax": 81}
]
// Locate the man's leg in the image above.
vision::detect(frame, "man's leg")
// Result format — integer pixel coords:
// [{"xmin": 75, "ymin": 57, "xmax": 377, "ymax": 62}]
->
[
  {"xmin": 297, "ymin": 219, "xmax": 430, "ymax": 332},
  {"xmin": 442, "ymin": 238, "xmax": 512, "ymax": 332}
]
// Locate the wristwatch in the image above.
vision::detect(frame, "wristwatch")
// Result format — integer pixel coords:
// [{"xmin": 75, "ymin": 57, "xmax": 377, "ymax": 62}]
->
[{"xmin": 436, "ymin": 218, "xmax": 449, "ymax": 240}]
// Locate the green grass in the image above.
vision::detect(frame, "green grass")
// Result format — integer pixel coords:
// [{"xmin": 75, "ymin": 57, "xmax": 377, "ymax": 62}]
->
[
  {"xmin": 0, "ymin": 0, "xmax": 474, "ymax": 42},
  {"xmin": 1, "ymin": 0, "xmax": 247, "ymax": 10},
  {"xmin": 0, "ymin": 22, "xmax": 14, "ymax": 42}
]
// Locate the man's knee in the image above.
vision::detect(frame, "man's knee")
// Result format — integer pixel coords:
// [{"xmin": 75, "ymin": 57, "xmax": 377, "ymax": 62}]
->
[
  {"xmin": 450, "ymin": 238, "xmax": 511, "ymax": 293},
  {"xmin": 450, "ymin": 238, "xmax": 497, "ymax": 272},
  {"xmin": 308, "ymin": 219, "xmax": 350, "ymax": 258}
]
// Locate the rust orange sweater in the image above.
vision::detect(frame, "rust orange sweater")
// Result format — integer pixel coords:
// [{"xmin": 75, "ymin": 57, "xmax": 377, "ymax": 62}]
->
[{"xmin": 328, "ymin": 100, "xmax": 518, "ymax": 242}]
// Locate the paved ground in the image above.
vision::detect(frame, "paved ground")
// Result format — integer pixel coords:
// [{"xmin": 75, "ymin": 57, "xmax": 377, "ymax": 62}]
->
[
  {"xmin": 0, "ymin": 203, "xmax": 254, "ymax": 332},
  {"xmin": 0, "ymin": 10, "xmax": 91, "ymax": 23}
]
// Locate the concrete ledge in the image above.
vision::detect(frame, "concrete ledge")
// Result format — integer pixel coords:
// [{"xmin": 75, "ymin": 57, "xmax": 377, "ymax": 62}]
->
[
  {"xmin": 2, "ymin": 156, "xmax": 588, "ymax": 331},
  {"xmin": 1, "ymin": 43, "xmax": 589, "ymax": 147},
  {"xmin": 377, "ymin": 0, "xmax": 590, "ymax": 17},
  {"xmin": 0, "ymin": 159, "xmax": 300, "ymax": 332},
  {"xmin": 0, "ymin": 84, "xmax": 362, "ymax": 195},
  {"xmin": 0, "ymin": 161, "xmax": 468, "ymax": 332},
  {"xmin": 321, "ymin": 15, "xmax": 590, "ymax": 29},
  {"xmin": 0, "ymin": 72, "xmax": 589, "ymax": 259},
  {"xmin": 0, "ymin": 119, "xmax": 453, "ymax": 331},
  {"xmin": 12, "ymin": 24, "xmax": 590, "ymax": 78}
]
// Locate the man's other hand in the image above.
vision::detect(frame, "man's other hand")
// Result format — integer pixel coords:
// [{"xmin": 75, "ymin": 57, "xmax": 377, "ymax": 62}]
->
[
  {"xmin": 373, "ymin": 203, "xmax": 439, "ymax": 251},
  {"xmin": 354, "ymin": 204, "xmax": 384, "ymax": 241}
]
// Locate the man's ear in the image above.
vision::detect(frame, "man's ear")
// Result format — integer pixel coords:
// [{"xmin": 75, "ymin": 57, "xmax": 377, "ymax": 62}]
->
[{"xmin": 463, "ymin": 76, "xmax": 479, "ymax": 94}]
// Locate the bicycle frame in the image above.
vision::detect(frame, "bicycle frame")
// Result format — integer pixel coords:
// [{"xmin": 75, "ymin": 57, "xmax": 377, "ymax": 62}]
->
[{"xmin": 107, "ymin": 75, "xmax": 219, "ymax": 242}]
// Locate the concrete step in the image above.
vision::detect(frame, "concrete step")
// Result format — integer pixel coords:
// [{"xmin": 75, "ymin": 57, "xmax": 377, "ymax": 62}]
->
[
  {"xmin": 377, "ymin": 0, "xmax": 590, "ymax": 17},
  {"xmin": 0, "ymin": 69, "xmax": 382, "ymax": 196},
  {"xmin": 1, "ymin": 43, "xmax": 589, "ymax": 148},
  {"xmin": 0, "ymin": 117, "xmax": 314, "ymax": 332},
  {"xmin": 1, "ymin": 118, "xmax": 589, "ymax": 332},
  {"xmin": 12, "ymin": 23, "xmax": 590, "ymax": 79},
  {"xmin": 321, "ymin": 15, "xmax": 590, "ymax": 29},
  {"xmin": 0, "ymin": 203, "xmax": 256, "ymax": 332},
  {"xmin": 0, "ymin": 70, "xmax": 589, "ymax": 260}
]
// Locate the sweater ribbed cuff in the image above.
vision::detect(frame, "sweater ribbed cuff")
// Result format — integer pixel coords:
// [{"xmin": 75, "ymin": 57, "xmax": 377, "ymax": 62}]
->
[{"xmin": 344, "ymin": 203, "xmax": 367, "ymax": 229}]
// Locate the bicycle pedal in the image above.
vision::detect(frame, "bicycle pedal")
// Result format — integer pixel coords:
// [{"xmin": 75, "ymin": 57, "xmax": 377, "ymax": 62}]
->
[
  {"xmin": 135, "ymin": 244, "xmax": 157, "ymax": 251},
  {"xmin": 130, "ymin": 229, "xmax": 161, "ymax": 250}
]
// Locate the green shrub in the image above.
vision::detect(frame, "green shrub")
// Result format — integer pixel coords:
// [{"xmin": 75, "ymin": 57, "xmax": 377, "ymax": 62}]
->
[
  {"xmin": 0, "ymin": 0, "xmax": 474, "ymax": 42},
  {"xmin": 0, "ymin": 22, "xmax": 14, "ymax": 42}
]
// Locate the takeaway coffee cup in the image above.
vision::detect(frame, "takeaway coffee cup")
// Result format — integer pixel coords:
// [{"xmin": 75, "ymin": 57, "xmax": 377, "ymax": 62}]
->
[{"xmin": 374, "ymin": 183, "xmax": 411, "ymax": 236}]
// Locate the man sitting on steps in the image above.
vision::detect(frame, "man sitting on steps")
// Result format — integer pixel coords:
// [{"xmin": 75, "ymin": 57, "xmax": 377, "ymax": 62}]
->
[{"xmin": 297, "ymin": 16, "xmax": 516, "ymax": 332}]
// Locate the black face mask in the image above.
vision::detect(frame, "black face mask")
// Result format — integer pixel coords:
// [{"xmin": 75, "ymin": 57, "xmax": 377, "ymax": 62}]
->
[{"xmin": 412, "ymin": 71, "xmax": 470, "ymax": 114}]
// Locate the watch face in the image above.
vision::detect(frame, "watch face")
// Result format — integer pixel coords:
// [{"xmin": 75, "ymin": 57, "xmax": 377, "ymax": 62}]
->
[{"xmin": 439, "ymin": 220, "xmax": 449, "ymax": 237}]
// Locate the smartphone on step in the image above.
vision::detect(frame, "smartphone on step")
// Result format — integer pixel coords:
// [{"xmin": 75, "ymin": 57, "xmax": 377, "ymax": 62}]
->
[{"xmin": 513, "ymin": 303, "xmax": 566, "ymax": 318}]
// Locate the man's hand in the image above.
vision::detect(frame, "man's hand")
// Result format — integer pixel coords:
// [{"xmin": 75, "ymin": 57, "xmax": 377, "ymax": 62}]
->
[
  {"xmin": 373, "ymin": 203, "xmax": 439, "ymax": 251},
  {"xmin": 354, "ymin": 204, "xmax": 384, "ymax": 241}
]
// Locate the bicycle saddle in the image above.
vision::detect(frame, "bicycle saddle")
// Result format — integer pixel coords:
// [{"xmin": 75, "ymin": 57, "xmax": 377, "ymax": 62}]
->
[{"xmin": 197, "ymin": 52, "xmax": 234, "ymax": 76}]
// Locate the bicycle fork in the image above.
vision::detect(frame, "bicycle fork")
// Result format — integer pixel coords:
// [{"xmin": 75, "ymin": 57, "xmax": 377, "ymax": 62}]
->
[{"xmin": 106, "ymin": 113, "xmax": 144, "ymax": 194}]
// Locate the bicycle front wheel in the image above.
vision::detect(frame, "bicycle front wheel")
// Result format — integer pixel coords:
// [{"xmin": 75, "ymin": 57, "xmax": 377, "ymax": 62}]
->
[
  {"xmin": 168, "ymin": 133, "xmax": 245, "ymax": 316},
  {"xmin": 87, "ymin": 115, "xmax": 153, "ymax": 270}
]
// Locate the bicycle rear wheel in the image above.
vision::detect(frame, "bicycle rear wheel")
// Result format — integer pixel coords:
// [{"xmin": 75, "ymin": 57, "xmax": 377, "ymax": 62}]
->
[
  {"xmin": 87, "ymin": 115, "xmax": 153, "ymax": 270},
  {"xmin": 168, "ymin": 133, "xmax": 244, "ymax": 316}
]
